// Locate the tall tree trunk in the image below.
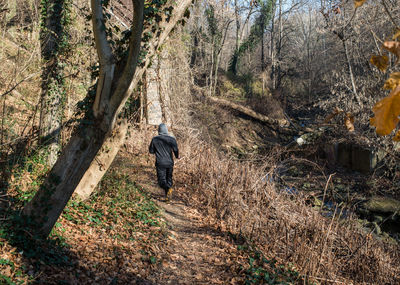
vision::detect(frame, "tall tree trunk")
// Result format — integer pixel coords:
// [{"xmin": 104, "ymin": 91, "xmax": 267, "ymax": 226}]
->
[
  {"xmin": 306, "ymin": 7, "xmax": 312, "ymax": 99},
  {"xmin": 190, "ymin": 32, "xmax": 199, "ymax": 67},
  {"xmin": 209, "ymin": 37, "xmax": 215, "ymax": 96},
  {"xmin": 234, "ymin": 0, "xmax": 240, "ymax": 56},
  {"xmin": 39, "ymin": 0, "xmax": 69, "ymax": 166},
  {"xmin": 276, "ymin": 0, "xmax": 282, "ymax": 89},
  {"xmin": 342, "ymin": 38, "xmax": 361, "ymax": 104},
  {"xmin": 146, "ymin": 55, "xmax": 163, "ymax": 125},
  {"xmin": 261, "ymin": 25, "xmax": 265, "ymax": 73},
  {"xmin": 213, "ymin": 20, "xmax": 231, "ymax": 95},
  {"xmin": 270, "ymin": 5, "xmax": 276, "ymax": 89},
  {"xmin": 23, "ymin": 0, "xmax": 193, "ymax": 237}
]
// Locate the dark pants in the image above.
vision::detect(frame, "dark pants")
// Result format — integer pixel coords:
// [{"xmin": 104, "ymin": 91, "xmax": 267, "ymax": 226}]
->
[{"xmin": 156, "ymin": 166, "xmax": 173, "ymax": 195}]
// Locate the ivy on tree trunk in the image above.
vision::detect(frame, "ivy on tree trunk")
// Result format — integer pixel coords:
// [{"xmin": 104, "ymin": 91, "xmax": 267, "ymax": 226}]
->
[
  {"xmin": 39, "ymin": 0, "xmax": 71, "ymax": 167},
  {"xmin": 23, "ymin": 0, "xmax": 193, "ymax": 238}
]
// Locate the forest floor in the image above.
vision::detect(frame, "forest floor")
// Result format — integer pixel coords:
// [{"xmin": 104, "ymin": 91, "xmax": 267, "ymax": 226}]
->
[
  {"xmin": 0, "ymin": 150, "xmax": 261, "ymax": 284},
  {"xmin": 124, "ymin": 154, "xmax": 250, "ymax": 284}
]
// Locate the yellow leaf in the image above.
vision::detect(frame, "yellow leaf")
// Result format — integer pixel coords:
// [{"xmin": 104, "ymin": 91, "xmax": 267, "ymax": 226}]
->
[
  {"xmin": 383, "ymin": 72, "xmax": 400, "ymax": 90},
  {"xmin": 344, "ymin": 113, "xmax": 355, "ymax": 132},
  {"xmin": 370, "ymin": 86, "xmax": 400, "ymax": 135},
  {"xmin": 370, "ymin": 55, "xmax": 389, "ymax": 72},
  {"xmin": 393, "ymin": 28, "xmax": 400, "ymax": 40},
  {"xmin": 394, "ymin": 130, "xmax": 400, "ymax": 141},
  {"xmin": 382, "ymin": 41, "xmax": 400, "ymax": 63},
  {"xmin": 354, "ymin": 0, "xmax": 367, "ymax": 8}
]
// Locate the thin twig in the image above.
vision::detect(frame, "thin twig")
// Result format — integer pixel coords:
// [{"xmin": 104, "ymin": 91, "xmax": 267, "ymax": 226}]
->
[
  {"xmin": 308, "ymin": 275, "xmax": 349, "ymax": 284},
  {"xmin": 0, "ymin": 71, "xmax": 41, "ymax": 98},
  {"xmin": 343, "ymin": 7, "xmax": 358, "ymax": 31},
  {"xmin": 320, "ymin": 173, "xmax": 334, "ymax": 213},
  {"xmin": 316, "ymin": 207, "xmax": 337, "ymax": 276},
  {"xmin": 380, "ymin": 0, "xmax": 399, "ymax": 30},
  {"xmin": 369, "ymin": 29, "xmax": 384, "ymax": 51}
]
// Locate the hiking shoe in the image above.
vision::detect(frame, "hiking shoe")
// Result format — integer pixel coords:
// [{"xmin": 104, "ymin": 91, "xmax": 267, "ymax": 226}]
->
[{"xmin": 167, "ymin": 188, "xmax": 173, "ymax": 201}]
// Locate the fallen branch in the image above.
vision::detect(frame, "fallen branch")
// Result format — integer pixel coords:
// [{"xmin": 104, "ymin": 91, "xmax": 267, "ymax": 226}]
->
[{"xmin": 207, "ymin": 96, "xmax": 289, "ymax": 128}]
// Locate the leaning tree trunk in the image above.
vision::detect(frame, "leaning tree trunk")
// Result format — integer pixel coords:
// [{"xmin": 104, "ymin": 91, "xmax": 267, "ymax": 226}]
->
[
  {"xmin": 75, "ymin": 1, "xmax": 192, "ymax": 200},
  {"xmin": 23, "ymin": 0, "xmax": 193, "ymax": 238},
  {"xmin": 24, "ymin": 124, "xmax": 107, "ymax": 236},
  {"xmin": 74, "ymin": 119, "xmax": 129, "ymax": 200}
]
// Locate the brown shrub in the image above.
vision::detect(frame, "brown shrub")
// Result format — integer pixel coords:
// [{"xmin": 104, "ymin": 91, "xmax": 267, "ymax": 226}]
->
[{"xmin": 175, "ymin": 131, "xmax": 400, "ymax": 284}]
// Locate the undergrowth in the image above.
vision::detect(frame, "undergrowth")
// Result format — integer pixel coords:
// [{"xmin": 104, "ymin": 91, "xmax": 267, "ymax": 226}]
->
[
  {"xmin": 233, "ymin": 239, "xmax": 302, "ymax": 285},
  {"xmin": 0, "ymin": 155, "xmax": 165, "ymax": 284},
  {"xmin": 62, "ymin": 170, "xmax": 163, "ymax": 241},
  {"xmin": 175, "ymin": 133, "xmax": 400, "ymax": 284}
]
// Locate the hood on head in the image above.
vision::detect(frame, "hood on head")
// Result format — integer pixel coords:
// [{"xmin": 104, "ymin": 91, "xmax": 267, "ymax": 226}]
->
[{"xmin": 158, "ymin": 123, "xmax": 168, "ymax": 135}]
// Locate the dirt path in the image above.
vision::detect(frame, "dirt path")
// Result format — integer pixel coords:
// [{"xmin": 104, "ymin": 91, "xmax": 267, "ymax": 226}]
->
[{"xmin": 126, "ymin": 156, "xmax": 247, "ymax": 284}]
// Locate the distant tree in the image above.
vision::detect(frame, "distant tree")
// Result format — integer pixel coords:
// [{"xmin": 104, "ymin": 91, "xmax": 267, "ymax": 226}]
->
[
  {"xmin": 321, "ymin": 0, "xmax": 362, "ymax": 104},
  {"xmin": 23, "ymin": 0, "xmax": 193, "ymax": 238},
  {"xmin": 228, "ymin": 0, "xmax": 275, "ymax": 75},
  {"xmin": 205, "ymin": 3, "xmax": 232, "ymax": 95}
]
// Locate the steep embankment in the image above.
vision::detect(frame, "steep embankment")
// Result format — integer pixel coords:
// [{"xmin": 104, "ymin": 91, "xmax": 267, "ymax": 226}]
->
[{"xmin": 191, "ymin": 74, "xmax": 291, "ymax": 157}]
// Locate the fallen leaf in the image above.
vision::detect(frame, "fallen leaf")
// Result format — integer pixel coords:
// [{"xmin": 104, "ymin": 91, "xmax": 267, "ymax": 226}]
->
[
  {"xmin": 383, "ymin": 72, "xmax": 400, "ymax": 90},
  {"xmin": 354, "ymin": 0, "xmax": 367, "ymax": 8},
  {"xmin": 161, "ymin": 260, "xmax": 169, "ymax": 267},
  {"xmin": 382, "ymin": 41, "xmax": 400, "ymax": 63},
  {"xmin": 344, "ymin": 113, "xmax": 355, "ymax": 132},
  {"xmin": 370, "ymin": 86, "xmax": 400, "ymax": 135},
  {"xmin": 393, "ymin": 130, "xmax": 400, "ymax": 141},
  {"xmin": 370, "ymin": 55, "xmax": 389, "ymax": 72},
  {"xmin": 393, "ymin": 28, "xmax": 400, "ymax": 40},
  {"xmin": 324, "ymin": 107, "xmax": 343, "ymax": 123}
]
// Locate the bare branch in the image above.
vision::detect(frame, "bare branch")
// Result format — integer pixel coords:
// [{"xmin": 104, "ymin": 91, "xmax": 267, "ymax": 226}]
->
[
  {"xmin": 91, "ymin": 0, "xmax": 115, "ymax": 117},
  {"xmin": 105, "ymin": 7, "xmax": 129, "ymax": 30},
  {"xmin": 106, "ymin": 0, "xmax": 145, "ymax": 131},
  {"xmin": 0, "ymin": 71, "xmax": 41, "ymax": 98},
  {"xmin": 91, "ymin": 0, "xmax": 114, "ymax": 66},
  {"xmin": 108, "ymin": 0, "xmax": 193, "ymax": 131},
  {"xmin": 380, "ymin": 0, "xmax": 399, "ymax": 29}
]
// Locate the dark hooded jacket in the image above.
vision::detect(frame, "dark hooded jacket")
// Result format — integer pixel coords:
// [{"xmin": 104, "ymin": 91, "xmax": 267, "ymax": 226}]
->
[{"xmin": 149, "ymin": 124, "xmax": 179, "ymax": 167}]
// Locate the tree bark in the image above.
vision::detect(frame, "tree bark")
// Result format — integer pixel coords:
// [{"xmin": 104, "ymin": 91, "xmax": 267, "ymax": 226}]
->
[
  {"xmin": 23, "ymin": 124, "xmax": 107, "ymax": 237},
  {"xmin": 39, "ymin": 0, "xmax": 68, "ymax": 167},
  {"xmin": 275, "ymin": 0, "xmax": 282, "ymax": 89},
  {"xmin": 23, "ymin": 0, "xmax": 145, "ymax": 237},
  {"xmin": 234, "ymin": 0, "xmax": 240, "ymax": 54},
  {"xmin": 270, "ymin": 4, "xmax": 276, "ymax": 89},
  {"xmin": 23, "ymin": 0, "xmax": 193, "ymax": 237},
  {"xmin": 74, "ymin": 120, "xmax": 129, "ymax": 200}
]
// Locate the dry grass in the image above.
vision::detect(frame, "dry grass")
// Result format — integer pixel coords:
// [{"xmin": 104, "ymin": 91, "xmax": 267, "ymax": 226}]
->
[
  {"xmin": 125, "ymin": 29, "xmax": 400, "ymax": 284},
  {"xmin": 173, "ymin": 131, "xmax": 400, "ymax": 284}
]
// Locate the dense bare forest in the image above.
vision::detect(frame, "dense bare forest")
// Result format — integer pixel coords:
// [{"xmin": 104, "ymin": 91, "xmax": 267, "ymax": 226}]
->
[{"xmin": 0, "ymin": 0, "xmax": 400, "ymax": 284}]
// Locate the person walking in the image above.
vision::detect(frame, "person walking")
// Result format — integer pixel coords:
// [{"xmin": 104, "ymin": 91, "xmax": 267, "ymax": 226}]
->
[{"xmin": 149, "ymin": 123, "xmax": 179, "ymax": 202}]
